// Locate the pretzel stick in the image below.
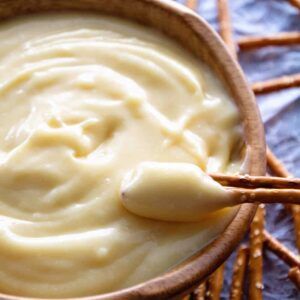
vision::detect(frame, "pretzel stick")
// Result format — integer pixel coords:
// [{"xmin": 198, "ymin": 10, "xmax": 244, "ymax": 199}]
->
[
  {"xmin": 206, "ymin": 264, "xmax": 225, "ymax": 300},
  {"xmin": 288, "ymin": 267, "xmax": 300, "ymax": 289},
  {"xmin": 186, "ymin": 0, "xmax": 198, "ymax": 10},
  {"xmin": 192, "ymin": 281, "xmax": 207, "ymax": 300},
  {"xmin": 263, "ymin": 230, "xmax": 300, "ymax": 267},
  {"xmin": 217, "ymin": 0, "xmax": 236, "ymax": 58},
  {"xmin": 248, "ymin": 204, "xmax": 265, "ymax": 300},
  {"xmin": 289, "ymin": 0, "xmax": 300, "ymax": 9},
  {"xmin": 266, "ymin": 148, "xmax": 300, "ymax": 251},
  {"xmin": 238, "ymin": 32, "xmax": 300, "ymax": 50},
  {"xmin": 229, "ymin": 245, "xmax": 249, "ymax": 300},
  {"xmin": 290, "ymin": 205, "xmax": 300, "ymax": 251},
  {"xmin": 252, "ymin": 73, "xmax": 300, "ymax": 94},
  {"xmin": 211, "ymin": 173, "xmax": 300, "ymax": 205},
  {"xmin": 266, "ymin": 149, "xmax": 294, "ymax": 214},
  {"xmin": 266, "ymin": 148, "xmax": 291, "ymax": 177},
  {"xmin": 211, "ymin": 173, "xmax": 300, "ymax": 189},
  {"xmin": 228, "ymin": 187, "xmax": 300, "ymax": 205}
]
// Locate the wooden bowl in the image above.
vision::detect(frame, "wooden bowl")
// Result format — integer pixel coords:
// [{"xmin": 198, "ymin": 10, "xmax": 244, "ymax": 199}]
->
[{"xmin": 0, "ymin": 0, "xmax": 266, "ymax": 299}]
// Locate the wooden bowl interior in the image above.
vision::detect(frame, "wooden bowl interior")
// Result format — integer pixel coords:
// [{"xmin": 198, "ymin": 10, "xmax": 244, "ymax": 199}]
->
[{"xmin": 0, "ymin": 0, "xmax": 266, "ymax": 299}]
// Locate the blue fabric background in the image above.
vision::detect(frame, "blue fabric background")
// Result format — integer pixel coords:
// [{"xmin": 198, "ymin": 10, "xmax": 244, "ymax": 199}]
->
[{"xmin": 174, "ymin": 1, "xmax": 300, "ymax": 299}]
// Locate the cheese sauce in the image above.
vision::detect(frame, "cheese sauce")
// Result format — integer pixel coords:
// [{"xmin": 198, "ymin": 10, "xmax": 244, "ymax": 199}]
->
[{"xmin": 0, "ymin": 14, "xmax": 242, "ymax": 298}]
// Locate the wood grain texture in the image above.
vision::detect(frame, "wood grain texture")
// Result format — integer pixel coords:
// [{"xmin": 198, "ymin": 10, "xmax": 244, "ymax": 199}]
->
[{"xmin": 0, "ymin": 1, "xmax": 266, "ymax": 299}]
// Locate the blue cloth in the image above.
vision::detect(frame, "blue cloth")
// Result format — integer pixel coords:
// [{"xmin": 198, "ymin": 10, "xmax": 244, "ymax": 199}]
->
[{"xmin": 174, "ymin": 1, "xmax": 300, "ymax": 299}]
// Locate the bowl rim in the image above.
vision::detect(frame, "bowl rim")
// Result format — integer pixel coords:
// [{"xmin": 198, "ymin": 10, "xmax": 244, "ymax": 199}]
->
[{"xmin": 0, "ymin": 0, "xmax": 266, "ymax": 299}]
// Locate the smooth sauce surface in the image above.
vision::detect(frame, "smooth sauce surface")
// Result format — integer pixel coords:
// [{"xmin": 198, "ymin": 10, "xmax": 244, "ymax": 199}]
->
[
  {"xmin": 121, "ymin": 162, "xmax": 231, "ymax": 222},
  {"xmin": 0, "ymin": 14, "xmax": 242, "ymax": 298}
]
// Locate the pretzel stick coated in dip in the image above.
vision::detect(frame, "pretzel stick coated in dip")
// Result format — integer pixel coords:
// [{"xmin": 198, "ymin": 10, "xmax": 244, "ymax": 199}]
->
[
  {"xmin": 238, "ymin": 32, "xmax": 300, "ymax": 50},
  {"xmin": 121, "ymin": 163, "xmax": 300, "ymax": 223},
  {"xmin": 252, "ymin": 73, "xmax": 300, "ymax": 94},
  {"xmin": 229, "ymin": 245, "xmax": 249, "ymax": 300}
]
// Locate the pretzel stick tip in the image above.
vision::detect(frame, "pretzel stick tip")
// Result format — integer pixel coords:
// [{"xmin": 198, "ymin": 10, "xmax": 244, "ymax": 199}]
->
[
  {"xmin": 230, "ymin": 245, "xmax": 249, "ymax": 300},
  {"xmin": 217, "ymin": 0, "xmax": 237, "ymax": 58},
  {"xmin": 252, "ymin": 73, "xmax": 300, "ymax": 94},
  {"xmin": 289, "ymin": 0, "xmax": 300, "ymax": 10},
  {"xmin": 206, "ymin": 264, "xmax": 225, "ymax": 300},
  {"xmin": 288, "ymin": 267, "xmax": 300, "ymax": 289},
  {"xmin": 248, "ymin": 204, "xmax": 265, "ymax": 300},
  {"xmin": 238, "ymin": 32, "xmax": 300, "ymax": 50},
  {"xmin": 186, "ymin": 0, "xmax": 198, "ymax": 10}
]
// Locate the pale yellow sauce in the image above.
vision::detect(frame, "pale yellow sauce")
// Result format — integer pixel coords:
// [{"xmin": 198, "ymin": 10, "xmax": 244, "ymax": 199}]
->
[
  {"xmin": 0, "ymin": 14, "xmax": 242, "ymax": 298},
  {"xmin": 121, "ymin": 162, "xmax": 231, "ymax": 222}
]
